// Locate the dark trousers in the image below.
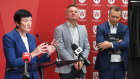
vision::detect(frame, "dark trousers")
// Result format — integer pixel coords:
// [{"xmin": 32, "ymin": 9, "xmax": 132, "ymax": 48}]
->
[
  {"xmin": 59, "ymin": 66, "xmax": 85, "ymax": 79},
  {"xmin": 99, "ymin": 62, "xmax": 125, "ymax": 79}
]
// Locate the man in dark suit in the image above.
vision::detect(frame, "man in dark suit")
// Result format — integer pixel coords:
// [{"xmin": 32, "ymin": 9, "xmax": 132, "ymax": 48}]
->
[{"xmin": 94, "ymin": 6, "xmax": 129, "ymax": 79}]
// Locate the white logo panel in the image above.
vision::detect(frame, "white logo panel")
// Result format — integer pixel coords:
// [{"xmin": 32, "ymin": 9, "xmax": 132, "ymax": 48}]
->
[
  {"xmin": 93, "ymin": 0, "xmax": 101, "ymax": 4},
  {"xmin": 93, "ymin": 10, "xmax": 101, "ymax": 20},
  {"xmin": 79, "ymin": 9, "xmax": 86, "ymax": 19},
  {"xmin": 108, "ymin": 0, "xmax": 115, "ymax": 4},
  {"xmin": 93, "ymin": 72, "xmax": 99, "ymax": 79},
  {"xmin": 79, "ymin": 0, "xmax": 86, "ymax": 3},
  {"xmin": 122, "ymin": 0, "xmax": 128, "ymax": 5},
  {"xmin": 93, "ymin": 57, "xmax": 96, "ymax": 65},
  {"xmin": 122, "ymin": 11, "xmax": 128, "ymax": 20},
  {"xmin": 93, "ymin": 25, "xmax": 97, "ymax": 35},
  {"xmin": 93, "ymin": 41, "xmax": 98, "ymax": 50}
]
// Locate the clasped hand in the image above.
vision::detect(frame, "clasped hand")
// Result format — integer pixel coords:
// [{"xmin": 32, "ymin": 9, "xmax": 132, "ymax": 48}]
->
[{"xmin": 31, "ymin": 39, "xmax": 58, "ymax": 58}]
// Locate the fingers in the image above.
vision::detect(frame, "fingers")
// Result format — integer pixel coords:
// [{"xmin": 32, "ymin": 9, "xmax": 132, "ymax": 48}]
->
[
  {"xmin": 51, "ymin": 39, "xmax": 55, "ymax": 44},
  {"xmin": 51, "ymin": 39, "xmax": 58, "ymax": 47}
]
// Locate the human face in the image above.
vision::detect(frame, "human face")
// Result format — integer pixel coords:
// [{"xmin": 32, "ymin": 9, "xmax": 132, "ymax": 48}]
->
[
  {"xmin": 109, "ymin": 9, "xmax": 121, "ymax": 26},
  {"xmin": 17, "ymin": 17, "xmax": 32, "ymax": 33},
  {"xmin": 66, "ymin": 6, "xmax": 79, "ymax": 21}
]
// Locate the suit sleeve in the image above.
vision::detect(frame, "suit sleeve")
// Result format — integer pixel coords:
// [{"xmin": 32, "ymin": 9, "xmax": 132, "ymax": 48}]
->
[
  {"xmin": 82, "ymin": 27, "xmax": 90, "ymax": 59},
  {"xmin": 112, "ymin": 26, "xmax": 130, "ymax": 51},
  {"xmin": 54, "ymin": 27, "xmax": 74, "ymax": 60},
  {"xmin": 3, "ymin": 35, "xmax": 24, "ymax": 67},
  {"xmin": 96, "ymin": 26, "xmax": 105, "ymax": 44}
]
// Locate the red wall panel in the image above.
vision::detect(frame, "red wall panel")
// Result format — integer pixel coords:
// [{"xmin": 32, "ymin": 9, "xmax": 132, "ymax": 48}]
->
[{"xmin": 0, "ymin": 0, "xmax": 128, "ymax": 79}]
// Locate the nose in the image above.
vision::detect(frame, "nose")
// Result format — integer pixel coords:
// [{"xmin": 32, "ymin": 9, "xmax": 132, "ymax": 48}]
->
[
  {"xmin": 72, "ymin": 11, "xmax": 76, "ymax": 15},
  {"xmin": 27, "ymin": 22, "xmax": 32, "ymax": 26}
]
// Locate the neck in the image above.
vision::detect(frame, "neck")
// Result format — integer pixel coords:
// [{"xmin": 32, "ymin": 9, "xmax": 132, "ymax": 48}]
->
[
  {"xmin": 16, "ymin": 29, "xmax": 27, "ymax": 37},
  {"xmin": 67, "ymin": 20, "xmax": 77, "ymax": 27}
]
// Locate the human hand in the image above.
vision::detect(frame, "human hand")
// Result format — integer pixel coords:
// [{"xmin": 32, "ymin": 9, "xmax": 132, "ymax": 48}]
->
[
  {"xmin": 74, "ymin": 61, "xmax": 83, "ymax": 71},
  {"xmin": 46, "ymin": 39, "xmax": 58, "ymax": 56},
  {"xmin": 118, "ymin": 39, "xmax": 123, "ymax": 42},
  {"xmin": 31, "ymin": 43, "xmax": 48, "ymax": 58},
  {"xmin": 97, "ymin": 41, "xmax": 112, "ymax": 51}
]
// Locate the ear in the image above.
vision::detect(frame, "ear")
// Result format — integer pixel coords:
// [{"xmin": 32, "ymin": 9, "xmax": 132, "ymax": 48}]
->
[{"xmin": 15, "ymin": 21, "xmax": 19, "ymax": 26}]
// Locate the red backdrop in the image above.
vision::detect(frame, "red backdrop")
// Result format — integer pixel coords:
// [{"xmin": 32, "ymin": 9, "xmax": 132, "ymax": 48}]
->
[{"xmin": 0, "ymin": 0, "xmax": 128, "ymax": 79}]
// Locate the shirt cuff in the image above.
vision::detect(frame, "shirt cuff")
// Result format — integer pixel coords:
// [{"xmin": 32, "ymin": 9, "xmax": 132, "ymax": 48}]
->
[{"xmin": 111, "ymin": 42, "xmax": 114, "ymax": 48}]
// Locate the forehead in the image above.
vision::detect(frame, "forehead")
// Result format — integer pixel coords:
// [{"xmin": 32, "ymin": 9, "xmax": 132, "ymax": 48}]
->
[
  {"xmin": 110, "ymin": 10, "xmax": 121, "ymax": 16},
  {"xmin": 67, "ymin": 6, "xmax": 78, "ymax": 11},
  {"xmin": 21, "ymin": 17, "xmax": 32, "ymax": 20}
]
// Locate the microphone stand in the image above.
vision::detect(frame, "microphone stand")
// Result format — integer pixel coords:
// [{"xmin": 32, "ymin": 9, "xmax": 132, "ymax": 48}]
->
[
  {"xmin": 35, "ymin": 34, "xmax": 60, "ymax": 79},
  {"xmin": 78, "ymin": 55, "xmax": 81, "ymax": 79},
  {"xmin": 23, "ymin": 60, "xmax": 30, "ymax": 79}
]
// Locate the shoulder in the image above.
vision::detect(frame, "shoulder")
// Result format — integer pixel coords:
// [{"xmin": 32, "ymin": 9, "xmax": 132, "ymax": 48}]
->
[
  {"xmin": 97, "ymin": 21, "xmax": 108, "ymax": 29},
  {"xmin": 98, "ymin": 21, "xmax": 108, "ymax": 26},
  {"xmin": 78, "ymin": 25, "xmax": 87, "ymax": 30},
  {"xmin": 27, "ymin": 33, "xmax": 35, "ymax": 38},
  {"xmin": 3, "ymin": 29, "xmax": 17, "ymax": 39},
  {"xmin": 55, "ymin": 22, "xmax": 67, "ymax": 32},
  {"xmin": 118, "ymin": 22, "xmax": 128, "ymax": 28}
]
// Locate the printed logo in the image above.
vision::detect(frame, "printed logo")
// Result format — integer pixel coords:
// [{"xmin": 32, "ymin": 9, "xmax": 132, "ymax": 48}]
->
[
  {"xmin": 108, "ymin": 0, "xmax": 115, "ymax": 4},
  {"xmin": 93, "ymin": 0, "xmax": 101, "ymax": 4},
  {"xmin": 79, "ymin": 0, "xmax": 86, "ymax": 3},
  {"xmin": 122, "ymin": 0, "xmax": 128, "ymax": 5},
  {"xmin": 93, "ymin": 72, "xmax": 99, "ymax": 79},
  {"xmin": 93, "ymin": 10, "xmax": 101, "ymax": 20},
  {"xmin": 122, "ymin": 11, "xmax": 128, "ymax": 20},
  {"xmin": 93, "ymin": 57, "xmax": 97, "ymax": 65},
  {"xmin": 93, "ymin": 25, "xmax": 97, "ymax": 35},
  {"xmin": 93, "ymin": 41, "xmax": 98, "ymax": 50},
  {"xmin": 79, "ymin": 9, "xmax": 86, "ymax": 19}
]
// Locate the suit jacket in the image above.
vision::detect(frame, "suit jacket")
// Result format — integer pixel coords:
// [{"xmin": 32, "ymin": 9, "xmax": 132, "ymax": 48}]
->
[
  {"xmin": 94, "ymin": 21, "xmax": 130, "ymax": 72},
  {"xmin": 54, "ymin": 22, "xmax": 90, "ymax": 74},
  {"xmin": 3, "ymin": 29, "xmax": 50, "ymax": 79}
]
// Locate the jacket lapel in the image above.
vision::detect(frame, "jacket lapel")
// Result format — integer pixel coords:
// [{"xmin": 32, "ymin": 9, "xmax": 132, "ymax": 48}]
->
[
  {"xmin": 106, "ymin": 21, "xmax": 111, "ymax": 33},
  {"xmin": 13, "ymin": 29, "xmax": 28, "ymax": 52},
  {"xmin": 117, "ymin": 23, "xmax": 122, "ymax": 34},
  {"xmin": 26, "ymin": 33, "xmax": 34, "ymax": 53},
  {"xmin": 77, "ymin": 25, "xmax": 82, "ymax": 47},
  {"xmin": 63, "ymin": 22, "xmax": 73, "ymax": 44}
]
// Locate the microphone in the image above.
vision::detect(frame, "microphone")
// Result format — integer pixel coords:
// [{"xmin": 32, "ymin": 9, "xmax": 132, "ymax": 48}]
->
[
  {"xmin": 71, "ymin": 44, "xmax": 91, "ymax": 66},
  {"xmin": 36, "ymin": 34, "xmax": 48, "ymax": 44},
  {"xmin": 22, "ymin": 52, "xmax": 31, "ymax": 79},
  {"xmin": 35, "ymin": 34, "xmax": 60, "ymax": 61}
]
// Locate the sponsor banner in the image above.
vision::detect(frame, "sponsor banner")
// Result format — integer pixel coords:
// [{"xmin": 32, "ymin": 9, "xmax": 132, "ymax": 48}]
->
[
  {"xmin": 92, "ymin": 0, "xmax": 102, "ymax": 6},
  {"xmin": 79, "ymin": 9, "xmax": 87, "ymax": 21},
  {"xmin": 93, "ymin": 41, "xmax": 98, "ymax": 51},
  {"xmin": 108, "ymin": 0, "xmax": 115, "ymax": 4},
  {"xmin": 107, "ymin": 0, "xmax": 116, "ymax": 6},
  {"xmin": 77, "ymin": 0, "xmax": 87, "ymax": 6},
  {"xmin": 92, "ymin": 25, "xmax": 97, "ymax": 37},
  {"xmin": 121, "ymin": 10, "xmax": 128, "ymax": 23},
  {"xmin": 93, "ymin": 56, "xmax": 97, "ymax": 65},
  {"xmin": 121, "ymin": 0, "xmax": 128, "ymax": 7},
  {"xmin": 122, "ymin": 0, "xmax": 128, "ymax": 5},
  {"xmin": 93, "ymin": 72, "xmax": 99, "ymax": 79},
  {"xmin": 92, "ymin": 10, "xmax": 102, "ymax": 22},
  {"xmin": 79, "ymin": 0, "xmax": 86, "ymax": 3}
]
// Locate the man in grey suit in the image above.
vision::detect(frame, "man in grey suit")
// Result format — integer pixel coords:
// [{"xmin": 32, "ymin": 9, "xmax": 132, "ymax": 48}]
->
[{"xmin": 54, "ymin": 4, "xmax": 90, "ymax": 79}]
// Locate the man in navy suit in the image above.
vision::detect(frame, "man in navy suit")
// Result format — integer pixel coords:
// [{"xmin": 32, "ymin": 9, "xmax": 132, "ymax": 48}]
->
[
  {"xmin": 3, "ymin": 9, "xmax": 57, "ymax": 79},
  {"xmin": 94, "ymin": 6, "xmax": 129, "ymax": 79}
]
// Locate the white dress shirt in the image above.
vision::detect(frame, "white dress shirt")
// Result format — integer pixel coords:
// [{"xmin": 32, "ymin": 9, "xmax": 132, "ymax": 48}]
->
[
  {"xmin": 21, "ymin": 36, "xmax": 29, "ymax": 52},
  {"xmin": 66, "ymin": 21, "xmax": 79, "ymax": 59},
  {"xmin": 108, "ymin": 20, "xmax": 122, "ymax": 62}
]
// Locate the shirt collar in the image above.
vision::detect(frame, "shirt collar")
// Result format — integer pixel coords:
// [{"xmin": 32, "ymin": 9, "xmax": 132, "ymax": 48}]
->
[
  {"xmin": 108, "ymin": 20, "xmax": 118, "ymax": 28},
  {"xmin": 66, "ymin": 21, "xmax": 78, "ymax": 28}
]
